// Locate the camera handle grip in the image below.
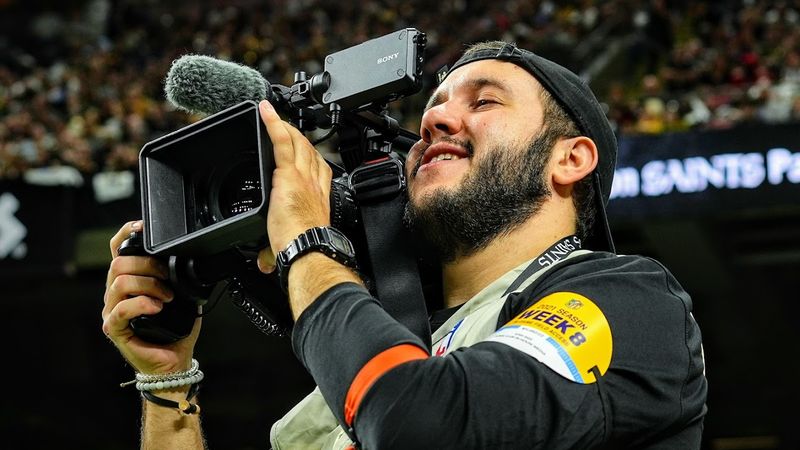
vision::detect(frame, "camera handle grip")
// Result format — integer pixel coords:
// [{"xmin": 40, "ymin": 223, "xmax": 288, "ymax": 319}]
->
[{"xmin": 118, "ymin": 231, "xmax": 198, "ymax": 345}]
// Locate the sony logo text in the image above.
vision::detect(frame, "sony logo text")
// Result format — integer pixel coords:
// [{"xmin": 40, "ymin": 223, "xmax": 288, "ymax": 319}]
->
[{"xmin": 377, "ymin": 53, "xmax": 399, "ymax": 64}]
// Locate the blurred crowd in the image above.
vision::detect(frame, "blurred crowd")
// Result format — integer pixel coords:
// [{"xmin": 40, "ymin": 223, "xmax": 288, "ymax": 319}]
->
[
  {"xmin": 1, "ymin": 0, "xmax": 799, "ymax": 181},
  {"xmin": 609, "ymin": 0, "xmax": 800, "ymax": 135}
]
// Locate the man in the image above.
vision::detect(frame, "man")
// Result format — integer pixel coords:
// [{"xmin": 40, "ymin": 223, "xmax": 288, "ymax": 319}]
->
[{"xmin": 103, "ymin": 41, "xmax": 707, "ymax": 449}]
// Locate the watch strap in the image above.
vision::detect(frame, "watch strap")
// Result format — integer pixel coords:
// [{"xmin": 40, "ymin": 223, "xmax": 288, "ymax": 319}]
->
[{"xmin": 276, "ymin": 227, "xmax": 356, "ymax": 293}]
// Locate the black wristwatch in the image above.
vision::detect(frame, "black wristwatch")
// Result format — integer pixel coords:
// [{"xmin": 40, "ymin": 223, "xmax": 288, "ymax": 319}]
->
[{"xmin": 276, "ymin": 226, "xmax": 357, "ymax": 293}]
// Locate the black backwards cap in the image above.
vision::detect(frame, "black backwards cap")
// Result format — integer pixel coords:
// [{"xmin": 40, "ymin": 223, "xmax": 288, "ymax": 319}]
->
[{"xmin": 439, "ymin": 43, "xmax": 618, "ymax": 252}]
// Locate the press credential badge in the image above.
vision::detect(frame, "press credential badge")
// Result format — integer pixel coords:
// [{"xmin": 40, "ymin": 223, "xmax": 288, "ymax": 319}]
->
[{"xmin": 486, "ymin": 291, "xmax": 613, "ymax": 384}]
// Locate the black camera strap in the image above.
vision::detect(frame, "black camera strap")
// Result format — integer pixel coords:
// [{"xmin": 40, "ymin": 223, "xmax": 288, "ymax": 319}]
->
[{"xmin": 350, "ymin": 156, "xmax": 432, "ymax": 351}]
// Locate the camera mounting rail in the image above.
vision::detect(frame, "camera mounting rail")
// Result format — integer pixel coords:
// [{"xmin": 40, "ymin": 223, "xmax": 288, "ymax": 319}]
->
[{"xmin": 266, "ymin": 28, "xmax": 426, "ymax": 169}]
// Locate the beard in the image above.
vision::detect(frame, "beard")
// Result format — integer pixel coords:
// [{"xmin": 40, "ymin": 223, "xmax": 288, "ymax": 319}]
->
[{"xmin": 404, "ymin": 129, "xmax": 556, "ymax": 264}]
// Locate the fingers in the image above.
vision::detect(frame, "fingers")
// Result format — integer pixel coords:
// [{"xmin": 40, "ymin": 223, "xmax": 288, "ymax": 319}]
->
[
  {"xmin": 104, "ymin": 273, "xmax": 174, "ymax": 313},
  {"xmin": 257, "ymin": 247, "xmax": 276, "ymax": 274},
  {"xmin": 260, "ymin": 100, "xmax": 329, "ymax": 182},
  {"xmin": 286, "ymin": 120, "xmax": 315, "ymax": 174},
  {"xmin": 102, "ymin": 273, "xmax": 172, "ymax": 340},
  {"xmin": 102, "ymin": 295, "xmax": 165, "ymax": 337},
  {"xmin": 316, "ymin": 151, "xmax": 333, "ymax": 195},
  {"xmin": 110, "ymin": 220, "xmax": 141, "ymax": 258},
  {"xmin": 285, "ymin": 124, "xmax": 332, "ymax": 187},
  {"xmin": 259, "ymin": 100, "xmax": 295, "ymax": 167},
  {"xmin": 106, "ymin": 254, "xmax": 169, "ymax": 290}
]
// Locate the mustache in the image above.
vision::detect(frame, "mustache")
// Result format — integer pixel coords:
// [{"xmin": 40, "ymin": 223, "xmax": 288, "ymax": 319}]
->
[{"xmin": 410, "ymin": 137, "xmax": 474, "ymax": 177}]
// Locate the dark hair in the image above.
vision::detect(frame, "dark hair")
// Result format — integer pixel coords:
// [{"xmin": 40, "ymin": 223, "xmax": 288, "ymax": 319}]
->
[{"xmin": 461, "ymin": 41, "xmax": 597, "ymax": 240}]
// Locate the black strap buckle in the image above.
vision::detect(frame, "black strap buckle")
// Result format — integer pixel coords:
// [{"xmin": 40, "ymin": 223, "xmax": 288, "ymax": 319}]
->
[{"xmin": 348, "ymin": 157, "xmax": 406, "ymax": 202}]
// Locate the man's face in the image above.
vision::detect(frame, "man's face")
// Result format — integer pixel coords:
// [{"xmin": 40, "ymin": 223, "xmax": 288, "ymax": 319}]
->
[
  {"xmin": 404, "ymin": 60, "xmax": 557, "ymax": 262},
  {"xmin": 406, "ymin": 60, "xmax": 547, "ymax": 196}
]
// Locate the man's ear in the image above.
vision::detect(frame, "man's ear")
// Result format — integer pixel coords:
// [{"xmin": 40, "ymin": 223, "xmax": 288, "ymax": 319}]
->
[{"xmin": 551, "ymin": 136, "xmax": 598, "ymax": 187}]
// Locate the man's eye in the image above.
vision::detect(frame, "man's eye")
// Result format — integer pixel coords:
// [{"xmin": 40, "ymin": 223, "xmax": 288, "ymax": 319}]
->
[{"xmin": 475, "ymin": 99, "xmax": 493, "ymax": 107}]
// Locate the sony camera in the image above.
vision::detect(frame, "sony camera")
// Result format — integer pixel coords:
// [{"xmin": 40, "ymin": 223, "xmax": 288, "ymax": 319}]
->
[{"xmin": 123, "ymin": 29, "xmax": 427, "ymax": 343}]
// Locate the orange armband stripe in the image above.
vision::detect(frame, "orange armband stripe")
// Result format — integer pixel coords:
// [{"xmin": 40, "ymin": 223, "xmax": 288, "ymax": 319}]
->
[{"xmin": 344, "ymin": 344, "xmax": 428, "ymax": 426}]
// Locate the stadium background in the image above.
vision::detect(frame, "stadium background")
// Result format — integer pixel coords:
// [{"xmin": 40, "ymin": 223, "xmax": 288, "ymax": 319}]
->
[{"xmin": 1, "ymin": 0, "xmax": 799, "ymax": 448}]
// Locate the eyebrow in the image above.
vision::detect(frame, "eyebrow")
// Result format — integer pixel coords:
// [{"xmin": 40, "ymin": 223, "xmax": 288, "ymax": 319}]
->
[{"xmin": 425, "ymin": 77, "xmax": 512, "ymax": 111}]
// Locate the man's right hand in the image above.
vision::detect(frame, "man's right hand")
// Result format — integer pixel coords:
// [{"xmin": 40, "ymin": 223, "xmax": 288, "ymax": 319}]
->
[{"xmin": 102, "ymin": 220, "xmax": 201, "ymax": 375}]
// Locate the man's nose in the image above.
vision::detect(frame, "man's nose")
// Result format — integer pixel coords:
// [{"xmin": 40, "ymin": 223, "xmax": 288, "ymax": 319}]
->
[{"xmin": 420, "ymin": 103, "xmax": 462, "ymax": 143}]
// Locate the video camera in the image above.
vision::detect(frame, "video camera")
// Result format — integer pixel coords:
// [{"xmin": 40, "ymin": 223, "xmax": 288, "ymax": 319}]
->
[{"xmin": 121, "ymin": 29, "xmax": 428, "ymax": 344}]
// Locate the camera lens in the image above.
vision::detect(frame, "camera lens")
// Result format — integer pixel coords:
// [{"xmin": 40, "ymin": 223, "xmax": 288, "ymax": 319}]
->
[{"xmin": 218, "ymin": 164, "xmax": 262, "ymax": 219}]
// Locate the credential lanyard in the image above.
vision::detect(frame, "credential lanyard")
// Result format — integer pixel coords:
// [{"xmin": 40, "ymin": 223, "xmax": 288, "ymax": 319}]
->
[{"xmin": 501, "ymin": 235, "xmax": 582, "ymax": 297}]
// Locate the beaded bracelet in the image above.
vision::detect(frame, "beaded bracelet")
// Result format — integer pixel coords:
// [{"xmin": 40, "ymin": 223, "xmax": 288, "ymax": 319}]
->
[
  {"xmin": 136, "ymin": 359, "xmax": 200, "ymax": 383},
  {"xmin": 120, "ymin": 359, "xmax": 201, "ymax": 389},
  {"xmin": 136, "ymin": 370, "xmax": 204, "ymax": 392}
]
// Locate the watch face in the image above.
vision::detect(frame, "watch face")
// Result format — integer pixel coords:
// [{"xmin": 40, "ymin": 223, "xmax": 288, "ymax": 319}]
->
[{"xmin": 330, "ymin": 231, "xmax": 353, "ymax": 254}]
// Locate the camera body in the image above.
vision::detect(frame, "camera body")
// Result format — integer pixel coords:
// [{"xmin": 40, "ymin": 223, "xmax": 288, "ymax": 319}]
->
[{"xmin": 130, "ymin": 29, "xmax": 427, "ymax": 342}]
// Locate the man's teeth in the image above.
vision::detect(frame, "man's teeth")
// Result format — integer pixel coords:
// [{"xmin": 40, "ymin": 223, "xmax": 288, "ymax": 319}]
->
[{"xmin": 430, "ymin": 153, "xmax": 461, "ymax": 162}]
